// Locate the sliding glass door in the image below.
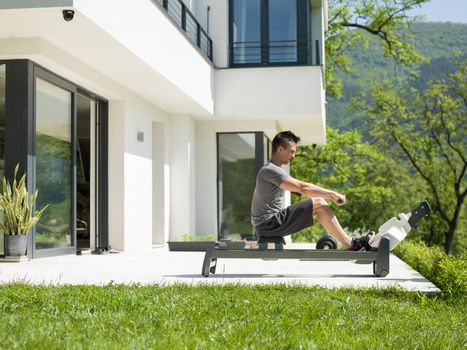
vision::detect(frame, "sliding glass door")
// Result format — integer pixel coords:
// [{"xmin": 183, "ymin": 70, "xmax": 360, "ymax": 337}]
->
[
  {"xmin": 0, "ymin": 60, "xmax": 108, "ymax": 259},
  {"xmin": 34, "ymin": 77, "xmax": 74, "ymax": 252}
]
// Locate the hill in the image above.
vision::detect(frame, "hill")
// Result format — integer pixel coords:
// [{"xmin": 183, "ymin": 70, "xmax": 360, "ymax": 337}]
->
[{"xmin": 327, "ymin": 22, "xmax": 467, "ymax": 134}]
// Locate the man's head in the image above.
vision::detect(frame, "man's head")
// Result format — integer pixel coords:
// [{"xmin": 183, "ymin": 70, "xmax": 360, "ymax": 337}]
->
[{"xmin": 271, "ymin": 131, "xmax": 301, "ymax": 165}]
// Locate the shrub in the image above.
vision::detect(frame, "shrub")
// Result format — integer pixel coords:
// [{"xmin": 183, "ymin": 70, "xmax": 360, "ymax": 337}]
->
[
  {"xmin": 181, "ymin": 233, "xmax": 215, "ymax": 241},
  {"xmin": 394, "ymin": 241, "xmax": 467, "ymax": 299}
]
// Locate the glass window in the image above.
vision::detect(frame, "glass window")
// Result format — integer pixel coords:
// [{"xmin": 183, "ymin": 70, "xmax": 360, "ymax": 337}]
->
[
  {"xmin": 232, "ymin": 0, "xmax": 261, "ymax": 64},
  {"xmin": 35, "ymin": 78, "xmax": 72, "ymax": 249},
  {"xmin": 231, "ymin": 0, "xmax": 307, "ymax": 66},
  {"xmin": 0, "ymin": 64, "xmax": 5, "ymax": 255},
  {"xmin": 218, "ymin": 133, "xmax": 257, "ymax": 240},
  {"xmin": 269, "ymin": 0, "xmax": 297, "ymax": 63}
]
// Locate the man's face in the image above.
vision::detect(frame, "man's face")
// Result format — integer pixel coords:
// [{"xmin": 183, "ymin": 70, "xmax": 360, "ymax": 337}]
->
[{"xmin": 277, "ymin": 141, "xmax": 296, "ymax": 165}]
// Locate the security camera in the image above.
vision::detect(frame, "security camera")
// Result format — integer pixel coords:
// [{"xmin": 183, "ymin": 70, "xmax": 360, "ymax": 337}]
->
[{"xmin": 62, "ymin": 9, "xmax": 75, "ymax": 21}]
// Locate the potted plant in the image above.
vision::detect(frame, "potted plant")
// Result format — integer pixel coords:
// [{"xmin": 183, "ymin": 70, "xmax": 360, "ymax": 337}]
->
[{"xmin": 0, "ymin": 165, "xmax": 48, "ymax": 257}]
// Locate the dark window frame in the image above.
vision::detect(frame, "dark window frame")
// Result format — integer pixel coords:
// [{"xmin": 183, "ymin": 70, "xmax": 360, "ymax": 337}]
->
[{"xmin": 229, "ymin": 0, "xmax": 310, "ymax": 67}]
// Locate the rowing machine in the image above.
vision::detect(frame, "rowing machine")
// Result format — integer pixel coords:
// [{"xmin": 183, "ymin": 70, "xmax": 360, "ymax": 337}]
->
[{"xmin": 201, "ymin": 200, "xmax": 431, "ymax": 278}]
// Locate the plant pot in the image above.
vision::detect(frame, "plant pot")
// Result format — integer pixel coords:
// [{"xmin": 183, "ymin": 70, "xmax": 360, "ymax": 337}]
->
[{"xmin": 4, "ymin": 235, "xmax": 28, "ymax": 256}]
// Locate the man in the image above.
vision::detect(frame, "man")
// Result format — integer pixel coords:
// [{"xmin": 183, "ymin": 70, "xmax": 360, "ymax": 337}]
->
[{"xmin": 251, "ymin": 131, "xmax": 373, "ymax": 251}]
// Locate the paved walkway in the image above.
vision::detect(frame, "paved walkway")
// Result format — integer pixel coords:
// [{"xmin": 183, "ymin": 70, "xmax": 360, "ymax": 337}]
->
[{"xmin": 0, "ymin": 245, "xmax": 440, "ymax": 293}]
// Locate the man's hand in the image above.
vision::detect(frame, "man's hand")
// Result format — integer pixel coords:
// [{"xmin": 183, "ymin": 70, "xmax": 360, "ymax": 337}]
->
[{"xmin": 330, "ymin": 192, "xmax": 346, "ymax": 206}]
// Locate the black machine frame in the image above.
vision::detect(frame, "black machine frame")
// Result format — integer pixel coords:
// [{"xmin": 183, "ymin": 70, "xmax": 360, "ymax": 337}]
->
[
  {"xmin": 202, "ymin": 236, "xmax": 391, "ymax": 278},
  {"xmin": 202, "ymin": 201, "xmax": 431, "ymax": 278}
]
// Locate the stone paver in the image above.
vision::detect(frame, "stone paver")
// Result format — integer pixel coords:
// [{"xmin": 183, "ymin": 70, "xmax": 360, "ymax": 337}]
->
[{"xmin": 0, "ymin": 245, "xmax": 440, "ymax": 293}]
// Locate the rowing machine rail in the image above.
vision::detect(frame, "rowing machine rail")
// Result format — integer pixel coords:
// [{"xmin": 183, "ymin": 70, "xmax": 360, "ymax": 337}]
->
[{"xmin": 202, "ymin": 236, "xmax": 390, "ymax": 277}]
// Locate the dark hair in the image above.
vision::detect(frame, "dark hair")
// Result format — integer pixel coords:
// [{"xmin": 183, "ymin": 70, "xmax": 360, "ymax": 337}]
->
[{"xmin": 271, "ymin": 131, "xmax": 301, "ymax": 153}]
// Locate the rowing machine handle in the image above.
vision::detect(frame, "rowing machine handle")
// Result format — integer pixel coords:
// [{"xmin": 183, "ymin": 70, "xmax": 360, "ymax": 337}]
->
[{"xmin": 408, "ymin": 200, "xmax": 431, "ymax": 228}]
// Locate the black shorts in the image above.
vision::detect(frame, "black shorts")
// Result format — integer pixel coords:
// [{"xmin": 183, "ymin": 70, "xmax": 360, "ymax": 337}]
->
[{"xmin": 254, "ymin": 199, "xmax": 314, "ymax": 237}]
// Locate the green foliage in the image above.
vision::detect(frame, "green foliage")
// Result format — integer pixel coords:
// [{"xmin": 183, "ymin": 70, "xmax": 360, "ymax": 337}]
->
[
  {"xmin": 220, "ymin": 158, "xmax": 256, "ymax": 239},
  {"xmin": 35, "ymin": 133, "xmax": 72, "ymax": 206},
  {"xmin": 356, "ymin": 54, "xmax": 466, "ymax": 254},
  {"xmin": 292, "ymin": 127, "xmax": 424, "ymax": 234},
  {"xmin": 327, "ymin": 22, "xmax": 467, "ymax": 133},
  {"xmin": 0, "ymin": 284, "xmax": 465, "ymax": 349},
  {"xmin": 326, "ymin": 0, "xmax": 429, "ymax": 97},
  {"xmin": 0, "ymin": 165, "xmax": 48, "ymax": 236},
  {"xmin": 181, "ymin": 233, "xmax": 215, "ymax": 241},
  {"xmin": 323, "ymin": 22, "xmax": 467, "ymax": 254},
  {"xmin": 395, "ymin": 241, "xmax": 467, "ymax": 299},
  {"xmin": 34, "ymin": 133, "xmax": 72, "ymax": 245}
]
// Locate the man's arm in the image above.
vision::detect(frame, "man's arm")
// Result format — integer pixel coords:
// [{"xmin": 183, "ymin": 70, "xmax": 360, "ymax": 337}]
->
[{"xmin": 279, "ymin": 176, "xmax": 346, "ymax": 205}]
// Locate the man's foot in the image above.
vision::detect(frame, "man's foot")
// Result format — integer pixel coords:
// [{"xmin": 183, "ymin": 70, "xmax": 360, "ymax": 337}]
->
[{"xmin": 348, "ymin": 232, "xmax": 375, "ymax": 251}]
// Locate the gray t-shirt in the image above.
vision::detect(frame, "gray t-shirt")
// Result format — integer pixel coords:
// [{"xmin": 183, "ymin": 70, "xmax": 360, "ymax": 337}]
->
[{"xmin": 251, "ymin": 160, "xmax": 289, "ymax": 227}]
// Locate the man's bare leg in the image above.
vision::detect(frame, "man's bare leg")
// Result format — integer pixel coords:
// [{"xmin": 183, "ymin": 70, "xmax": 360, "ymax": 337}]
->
[{"xmin": 312, "ymin": 197, "xmax": 352, "ymax": 248}]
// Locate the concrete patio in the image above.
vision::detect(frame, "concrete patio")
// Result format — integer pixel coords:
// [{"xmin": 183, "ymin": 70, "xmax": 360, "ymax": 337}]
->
[{"xmin": 0, "ymin": 244, "xmax": 440, "ymax": 293}]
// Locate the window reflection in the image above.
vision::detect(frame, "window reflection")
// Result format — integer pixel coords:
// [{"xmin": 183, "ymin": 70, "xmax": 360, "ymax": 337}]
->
[
  {"xmin": 35, "ymin": 78, "xmax": 72, "ymax": 249},
  {"xmin": 0, "ymin": 64, "xmax": 5, "ymax": 254},
  {"xmin": 232, "ymin": 0, "xmax": 261, "ymax": 64},
  {"xmin": 269, "ymin": 0, "xmax": 297, "ymax": 62},
  {"xmin": 232, "ymin": 0, "xmax": 304, "ymax": 65},
  {"xmin": 218, "ymin": 133, "xmax": 257, "ymax": 240},
  {"xmin": 0, "ymin": 64, "xmax": 5, "ymax": 180}
]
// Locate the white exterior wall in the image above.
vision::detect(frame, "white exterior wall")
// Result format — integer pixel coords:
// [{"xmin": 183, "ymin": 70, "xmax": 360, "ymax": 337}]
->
[
  {"xmin": 194, "ymin": 0, "xmax": 229, "ymax": 68},
  {"xmin": 0, "ymin": 3, "xmax": 214, "ymax": 116},
  {"xmin": 72, "ymin": 0, "xmax": 214, "ymax": 115},
  {"xmin": 169, "ymin": 115, "xmax": 197, "ymax": 240},
  {"xmin": 105, "ymin": 98, "xmax": 171, "ymax": 252},
  {"xmin": 216, "ymin": 66, "xmax": 326, "ymax": 145},
  {"xmin": 0, "ymin": 0, "xmax": 327, "ymax": 251}
]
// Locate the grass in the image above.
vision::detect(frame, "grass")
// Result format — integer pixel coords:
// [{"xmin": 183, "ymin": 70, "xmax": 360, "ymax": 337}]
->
[{"xmin": 0, "ymin": 284, "xmax": 465, "ymax": 349}]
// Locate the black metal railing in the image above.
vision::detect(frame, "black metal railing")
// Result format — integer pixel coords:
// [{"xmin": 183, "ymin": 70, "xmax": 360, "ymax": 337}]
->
[
  {"xmin": 155, "ymin": 0, "xmax": 213, "ymax": 62},
  {"xmin": 231, "ymin": 39, "xmax": 321, "ymax": 66}
]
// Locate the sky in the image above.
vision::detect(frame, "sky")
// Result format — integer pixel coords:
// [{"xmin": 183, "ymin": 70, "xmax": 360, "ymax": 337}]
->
[{"xmin": 409, "ymin": 0, "xmax": 467, "ymax": 23}]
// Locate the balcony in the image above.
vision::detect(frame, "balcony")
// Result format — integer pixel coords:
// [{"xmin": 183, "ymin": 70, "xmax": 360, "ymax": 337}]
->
[
  {"xmin": 154, "ymin": 0, "xmax": 213, "ymax": 62},
  {"xmin": 215, "ymin": 65, "xmax": 326, "ymax": 145},
  {"xmin": 231, "ymin": 39, "xmax": 322, "ymax": 67}
]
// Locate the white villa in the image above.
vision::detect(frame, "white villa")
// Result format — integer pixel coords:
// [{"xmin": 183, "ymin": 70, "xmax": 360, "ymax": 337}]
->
[{"xmin": 0, "ymin": 0, "xmax": 327, "ymax": 258}]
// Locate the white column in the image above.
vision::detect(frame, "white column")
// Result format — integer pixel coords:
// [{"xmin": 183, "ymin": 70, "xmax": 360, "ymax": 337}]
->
[
  {"xmin": 152, "ymin": 121, "xmax": 170, "ymax": 245},
  {"xmin": 108, "ymin": 100, "xmax": 125, "ymax": 251},
  {"xmin": 169, "ymin": 115, "xmax": 196, "ymax": 240}
]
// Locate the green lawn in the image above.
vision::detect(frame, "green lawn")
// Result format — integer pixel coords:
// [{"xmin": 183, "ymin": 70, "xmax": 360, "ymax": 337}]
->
[{"xmin": 0, "ymin": 284, "xmax": 465, "ymax": 349}]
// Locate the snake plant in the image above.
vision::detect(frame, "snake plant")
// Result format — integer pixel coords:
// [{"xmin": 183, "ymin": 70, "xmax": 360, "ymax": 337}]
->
[{"xmin": 0, "ymin": 165, "xmax": 48, "ymax": 235}]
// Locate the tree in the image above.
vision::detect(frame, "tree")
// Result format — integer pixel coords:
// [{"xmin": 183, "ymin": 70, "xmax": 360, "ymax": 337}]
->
[
  {"xmin": 326, "ymin": 0, "xmax": 429, "ymax": 97},
  {"xmin": 356, "ymin": 54, "xmax": 466, "ymax": 254},
  {"xmin": 292, "ymin": 127, "xmax": 424, "ymax": 239}
]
